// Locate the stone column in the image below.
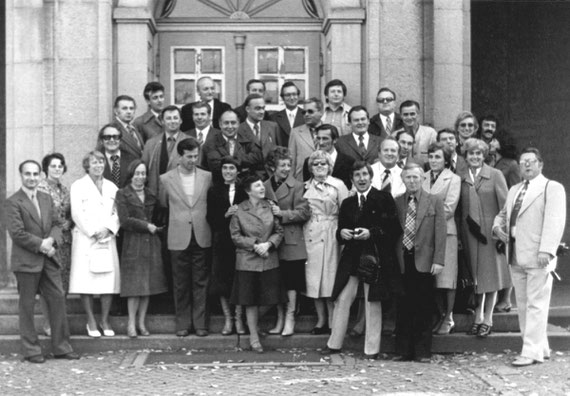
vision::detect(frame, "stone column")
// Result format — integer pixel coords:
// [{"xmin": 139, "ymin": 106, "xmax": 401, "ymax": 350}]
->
[
  {"xmin": 433, "ymin": 0, "xmax": 471, "ymax": 129},
  {"xmin": 113, "ymin": 0, "xmax": 158, "ymax": 109},
  {"xmin": 234, "ymin": 35, "xmax": 246, "ymax": 101},
  {"xmin": 321, "ymin": 1, "xmax": 365, "ymax": 106}
]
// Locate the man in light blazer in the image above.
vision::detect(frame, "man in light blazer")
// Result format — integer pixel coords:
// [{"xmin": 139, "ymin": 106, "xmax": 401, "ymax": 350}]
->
[
  {"xmin": 394, "ymin": 162, "xmax": 446, "ymax": 362},
  {"xmin": 159, "ymin": 138, "xmax": 213, "ymax": 338},
  {"xmin": 6, "ymin": 160, "xmax": 78, "ymax": 363},
  {"xmin": 288, "ymin": 97, "xmax": 322, "ymax": 181},
  {"xmin": 335, "ymin": 106, "xmax": 382, "ymax": 164},
  {"xmin": 493, "ymin": 147, "xmax": 566, "ymax": 367}
]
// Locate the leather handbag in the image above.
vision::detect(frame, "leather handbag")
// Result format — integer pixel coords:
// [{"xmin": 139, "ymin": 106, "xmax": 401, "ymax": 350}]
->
[{"xmin": 357, "ymin": 242, "xmax": 381, "ymax": 284}]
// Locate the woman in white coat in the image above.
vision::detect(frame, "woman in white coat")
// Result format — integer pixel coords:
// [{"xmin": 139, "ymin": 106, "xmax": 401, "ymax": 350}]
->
[
  {"xmin": 69, "ymin": 151, "xmax": 120, "ymax": 337},
  {"xmin": 422, "ymin": 142, "xmax": 461, "ymax": 335}
]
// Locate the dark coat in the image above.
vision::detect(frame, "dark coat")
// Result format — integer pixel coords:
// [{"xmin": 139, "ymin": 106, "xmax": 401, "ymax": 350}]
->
[
  {"xmin": 368, "ymin": 112, "xmax": 404, "ymax": 139},
  {"xmin": 180, "ymin": 98, "xmax": 232, "ymax": 131},
  {"xmin": 108, "ymin": 119, "xmax": 144, "ymax": 159},
  {"xmin": 331, "ymin": 188, "xmax": 403, "ymax": 302},
  {"xmin": 234, "ymin": 103, "xmax": 272, "ymax": 123},
  {"xmin": 269, "ymin": 108, "xmax": 305, "ymax": 147},
  {"xmin": 115, "ymin": 185, "xmax": 167, "ymax": 297},
  {"xmin": 302, "ymin": 151, "xmax": 355, "ymax": 190},
  {"xmin": 102, "ymin": 149, "xmax": 138, "ymax": 189},
  {"xmin": 335, "ymin": 133, "xmax": 382, "ymax": 164}
]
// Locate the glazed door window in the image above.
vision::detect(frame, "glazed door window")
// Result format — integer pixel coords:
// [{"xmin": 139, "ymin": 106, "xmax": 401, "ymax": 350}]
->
[
  {"xmin": 171, "ymin": 47, "xmax": 225, "ymax": 105},
  {"xmin": 255, "ymin": 46, "xmax": 308, "ymax": 111}
]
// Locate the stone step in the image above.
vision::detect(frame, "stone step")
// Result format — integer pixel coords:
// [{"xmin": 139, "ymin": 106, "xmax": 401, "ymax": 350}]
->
[{"xmin": 1, "ymin": 331, "xmax": 570, "ymax": 356}]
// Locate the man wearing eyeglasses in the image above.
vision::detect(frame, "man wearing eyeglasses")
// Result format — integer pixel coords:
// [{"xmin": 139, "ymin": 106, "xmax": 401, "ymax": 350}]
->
[
  {"xmin": 288, "ymin": 97, "xmax": 322, "ymax": 180},
  {"xmin": 493, "ymin": 147, "xmax": 566, "ymax": 367},
  {"xmin": 98, "ymin": 125, "xmax": 137, "ymax": 189},
  {"xmin": 369, "ymin": 87, "xmax": 404, "ymax": 140},
  {"xmin": 392, "ymin": 100, "xmax": 437, "ymax": 164},
  {"xmin": 270, "ymin": 82, "xmax": 305, "ymax": 147}
]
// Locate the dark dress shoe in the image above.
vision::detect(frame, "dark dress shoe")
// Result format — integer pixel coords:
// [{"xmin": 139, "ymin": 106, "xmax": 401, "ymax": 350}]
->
[
  {"xmin": 311, "ymin": 325, "xmax": 330, "ymax": 335},
  {"xmin": 54, "ymin": 352, "xmax": 80, "ymax": 360},
  {"xmin": 195, "ymin": 329, "xmax": 209, "ymax": 337},
  {"xmin": 176, "ymin": 329, "xmax": 190, "ymax": 337},
  {"xmin": 320, "ymin": 347, "xmax": 341, "ymax": 355},
  {"xmin": 392, "ymin": 355, "xmax": 412, "ymax": 362},
  {"xmin": 25, "ymin": 355, "xmax": 45, "ymax": 364}
]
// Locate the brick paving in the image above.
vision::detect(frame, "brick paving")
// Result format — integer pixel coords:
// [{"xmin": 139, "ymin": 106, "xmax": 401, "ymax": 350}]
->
[{"xmin": 1, "ymin": 348, "xmax": 570, "ymax": 395}]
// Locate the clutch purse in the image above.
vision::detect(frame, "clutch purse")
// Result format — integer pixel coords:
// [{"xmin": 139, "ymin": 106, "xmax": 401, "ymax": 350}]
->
[{"xmin": 89, "ymin": 239, "xmax": 114, "ymax": 274}]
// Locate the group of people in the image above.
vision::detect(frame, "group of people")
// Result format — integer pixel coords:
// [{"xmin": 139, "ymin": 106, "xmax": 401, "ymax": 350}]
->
[{"xmin": 6, "ymin": 77, "xmax": 566, "ymax": 367}]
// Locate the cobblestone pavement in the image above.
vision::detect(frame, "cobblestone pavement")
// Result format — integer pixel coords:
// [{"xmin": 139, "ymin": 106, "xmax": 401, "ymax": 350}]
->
[{"xmin": 1, "ymin": 348, "xmax": 569, "ymax": 396}]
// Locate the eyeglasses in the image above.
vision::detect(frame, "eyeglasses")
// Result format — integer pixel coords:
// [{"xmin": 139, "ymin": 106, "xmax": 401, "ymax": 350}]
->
[
  {"xmin": 519, "ymin": 159, "xmax": 539, "ymax": 166},
  {"xmin": 301, "ymin": 109, "xmax": 316, "ymax": 115},
  {"xmin": 459, "ymin": 123, "xmax": 474, "ymax": 128},
  {"xmin": 376, "ymin": 98, "xmax": 395, "ymax": 104},
  {"xmin": 102, "ymin": 135, "xmax": 121, "ymax": 141},
  {"xmin": 312, "ymin": 161, "xmax": 327, "ymax": 167}
]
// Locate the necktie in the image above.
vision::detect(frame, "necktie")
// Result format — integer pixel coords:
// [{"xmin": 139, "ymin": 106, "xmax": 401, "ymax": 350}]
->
[
  {"xmin": 403, "ymin": 195, "xmax": 416, "ymax": 250},
  {"xmin": 359, "ymin": 194, "xmax": 366, "ymax": 211},
  {"xmin": 254, "ymin": 123, "xmax": 260, "ymax": 141},
  {"xmin": 31, "ymin": 193, "xmax": 41, "ymax": 220},
  {"xmin": 111, "ymin": 155, "xmax": 120, "ymax": 187},
  {"xmin": 228, "ymin": 138, "xmax": 236, "ymax": 156},
  {"xmin": 510, "ymin": 180, "xmax": 529, "ymax": 229},
  {"xmin": 450, "ymin": 159, "xmax": 456, "ymax": 173},
  {"xmin": 310, "ymin": 128, "xmax": 316, "ymax": 143},
  {"xmin": 358, "ymin": 135, "xmax": 366, "ymax": 156},
  {"xmin": 381, "ymin": 169, "xmax": 391, "ymax": 193},
  {"xmin": 430, "ymin": 171, "xmax": 439, "ymax": 187},
  {"xmin": 127, "ymin": 124, "xmax": 142, "ymax": 149},
  {"xmin": 197, "ymin": 131, "xmax": 204, "ymax": 145},
  {"xmin": 397, "ymin": 159, "xmax": 405, "ymax": 169},
  {"xmin": 385, "ymin": 116, "xmax": 392, "ymax": 135},
  {"xmin": 167, "ymin": 137, "xmax": 175, "ymax": 156},
  {"xmin": 288, "ymin": 112, "xmax": 295, "ymax": 127}
]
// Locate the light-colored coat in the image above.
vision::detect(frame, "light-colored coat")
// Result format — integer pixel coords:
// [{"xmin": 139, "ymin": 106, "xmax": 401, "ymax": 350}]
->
[
  {"xmin": 288, "ymin": 124, "xmax": 316, "ymax": 181},
  {"xmin": 142, "ymin": 132, "xmax": 190, "ymax": 196},
  {"xmin": 395, "ymin": 189, "xmax": 447, "ymax": 273},
  {"xmin": 229, "ymin": 199, "xmax": 284, "ymax": 272},
  {"xmin": 69, "ymin": 175, "xmax": 120, "ymax": 294},
  {"xmin": 493, "ymin": 174, "xmax": 566, "ymax": 270},
  {"xmin": 159, "ymin": 167, "xmax": 212, "ymax": 250},
  {"xmin": 264, "ymin": 176, "xmax": 310, "ymax": 261}
]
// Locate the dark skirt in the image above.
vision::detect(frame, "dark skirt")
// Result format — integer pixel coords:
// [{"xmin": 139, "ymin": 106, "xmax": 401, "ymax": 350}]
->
[
  {"xmin": 230, "ymin": 267, "xmax": 287, "ymax": 306},
  {"xmin": 209, "ymin": 232, "xmax": 236, "ymax": 298},
  {"xmin": 280, "ymin": 259, "xmax": 306, "ymax": 292}
]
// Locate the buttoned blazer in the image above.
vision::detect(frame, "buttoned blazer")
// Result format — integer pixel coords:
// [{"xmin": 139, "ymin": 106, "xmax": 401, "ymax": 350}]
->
[
  {"xmin": 229, "ymin": 199, "xmax": 284, "ymax": 272},
  {"xmin": 133, "ymin": 110, "xmax": 163, "ymax": 143},
  {"xmin": 368, "ymin": 112, "xmax": 404, "ymax": 140},
  {"xmin": 288, "ymin": 124, "xmax": 316, "ymax": 181},
  {"xmin": 102, "ymin": 149, "xmax": 138, "ymax": 189},
  {"xmin": 493, "ymin": 174, "xmax": 566, "ymax": 270},
  {"xmin": 142, "ymin": 132, "xmax": 192, "ymax": 196},
  {"xmin": 7, "ymin": 189, "xmax": 62, "ymax": 272},
  {"xmin": 270, "ymin": 108, "xmax": 305, "ymax": 147},
  {"xmin": 395, "ymin": 189, "xmax": 447, "ymax": 273},
  {"xmin": 180, "ymin": 98, "xmax": 232, "ymax": 132},
  {"xmin": 237, "ymin": 120, "xmax": 279, "ymax": 160},
  {"xmin": 186, "ymin": 127, "xmax": 220, "ymax": 170},
  {"xmin": 263, "ymin": 176, "xmax": 310, "ymax": 261},
  {"xmin": 302, "ymin": 151, "xmax": 355, "ymax": 190},
  {"xmin": 159, "ymin": 167, "xmax": 212, "ymax": 250},
  {"xmin": 422, "ymin": 168, "xmax": 461, "ymax": 235},
  {"xmin": 335, "ymin": 133, "xmax": 381, "ymax": 164},
  {"xmin": 109, "ymin": 119, "xmax": 144, "ymax": 159}
]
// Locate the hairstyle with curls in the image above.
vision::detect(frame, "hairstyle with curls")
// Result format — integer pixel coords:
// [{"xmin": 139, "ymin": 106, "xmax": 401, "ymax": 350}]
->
[
  {"xmin": 307, "ymin": 150, "xmax": 333, "ymax": 177},
  {"xmin": 143, "ymin": 82, "xmax": 164, "ymax": 100},
  {"xmin": 82, "ymin": 150, "xmax": 105, "ymax": 173},
  {"xmin": 266, "ymin": 147, "xmax": 292, "ymax": 171},
  {"xmin": 241, "ymin": 174, "xmax": 263, "ymax": 192},
  {"xmin": 42, "ymin": 152, "xmax": 67, "ymax": 174},
  {"xmin": 463, "ymin": 138, "xmax": 489, "ymax": 157}
]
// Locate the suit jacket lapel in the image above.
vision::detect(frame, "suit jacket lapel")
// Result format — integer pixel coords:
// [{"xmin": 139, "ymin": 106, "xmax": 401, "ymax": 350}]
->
[
  {"xmin": 191, "ymin": 169, "xmax": 205, "ymax": 207},
  {"xmin": 345, "ymin": 135, "xmax": 362, "ymax": 158},
  {"xmin": 415, "ymin": 190, "xmax": 428, "ymax": 231},
  {"xmin": 518, "ymin": 175, "xmax": 546, "ymax": 216},
  {"xmin": 20, "ymin": 190, "xmax": 42, "ymax": 227},
  {"xmin": 299, "ymin": 126, "xmax": 315, "ymax": 150},
  {"xmin": 474, "ymin": 164, "xmax": 490, "ymax": 191},
  {"xmin": 169, "ymin": 170, "xmax": 193, "ymax": 210}
]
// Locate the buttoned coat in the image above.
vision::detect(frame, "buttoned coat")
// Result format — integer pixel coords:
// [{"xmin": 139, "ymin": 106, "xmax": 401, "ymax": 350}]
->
[
  {"xmin": 395, "ymin": 189, "xmax": 447, "ymax": 273},
  {"xmin": 7, "ymin": 189, "xmax": 62, "ymax": 272},
  {"xmin": 264, "ymin": 176, "xmax": 310, "ymax": 261},
  {"xmin": 288, "ymin": 124, "xmax": 316, "ymax": 181},
  {"xmin": 133, "ymin": 110, "xmax": 163, "ymax": 142},
  {"xmin": 68, "ymin": 175, "xmax": 120, "ymax": 294},
  {"xmin": 229, "ymin": 199, "xmax": 284, "ymax": 272},
  {"xmin": 159, "ymin": 167, "xmax": 212, "ymax": 250},
  {"xmin": 269, "ymin": 107, "xmax": 304, "ymax": 147},
  {"xmin": 460, "ymin": 164, "xmax": 509, "ymax": 293},
  {"xmin": 142, "ymin": 131, "xmax": 191, "ymax": 196},
  {"xmin": 335, "ymin": 133, "xmax": 382, "ymax": 164},
  {"xmin": 493, "ymin": 174, "xmax": 566, "ymax": 270}
]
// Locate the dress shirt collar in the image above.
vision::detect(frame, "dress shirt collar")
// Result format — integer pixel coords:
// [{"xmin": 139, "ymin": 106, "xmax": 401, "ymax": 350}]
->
[
  {"xmin": 21, "ymin": 185, "xmax": 37, "ymax": 200},
  {"xmin": 358, "ymin": 186, "xmax": 372, "ymax": 201},
  {"xmin": 352, "ymin": 132, "xmax": 369, "ymax": 147}
]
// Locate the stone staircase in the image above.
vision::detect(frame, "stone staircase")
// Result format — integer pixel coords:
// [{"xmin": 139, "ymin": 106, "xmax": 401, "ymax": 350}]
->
[{"xmin": 1, "ymin": 287, "xmax": 569, "ymax": 356}]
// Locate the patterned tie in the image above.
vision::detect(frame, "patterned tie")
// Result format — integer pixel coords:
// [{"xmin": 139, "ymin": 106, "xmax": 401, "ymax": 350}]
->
[
  {"xmin": 31, "ymin": 193, "xmax": 41, "ymax": 220},
  {"xmin": 359, "ymin": 194, "xmax": 366, "ymax": 211},
  {"xmin": 509, "ymin": 180, "xmax": 529, "ymax": 229},
  {"xmin": 381, "ymin": 169, "xmax": 391, "ymax": 193},
  {"xmin": 450, "ymin": 159, "xmax": 456, "ymax": 173},
  {"xmin": 403, "ymin": 195, "xmax": 416, "ymax": 250},
  {"xmin": 197, "ymin": 131, "xmax": 204, "ymax": 145},
  {"xmin": 127, "ymin": 124, "xmax": 142, "ymax": 149},
  {"xmin": 385, "ymin": 116, "xmax": 392, "ymax": 135},
  {"xmin": 111, "ymin": 155, "xmax": 120, "ymax": 187},
  {"xmin": 254, "ymin": 123, "xmax": 260, "ymax": 141},
  {"xmin": 358, "ymin": 135, "xmax": 366, "ymax": 156},
  {"xmin": 167, "ymin": 137, "xmax": 176, "ymax": 157},
  {"xmin": 228, "ymin": 138, "xmax": 236, "ymax": 156}
]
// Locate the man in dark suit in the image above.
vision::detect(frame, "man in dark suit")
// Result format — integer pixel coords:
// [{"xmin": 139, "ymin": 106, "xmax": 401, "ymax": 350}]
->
[
  {"xmin": 324, "ymin": 161, "xmax": 401, "ymax": 359},
  {"xmin": 185, "ymin": 101, "xmax": 220, "ymax": 170},
  {"xmin": 159, "ymin": 138, "xmax": 213, "ymax": 337},
  {"xmin": 234, "ymin": 79, "xmax": 272, "ymax": 123},
  {"xmin": 437, "ymin": 128, "xmax": 468, "ymax": 175},
  {"xmin": 202, "ymin": 110, "xmax": 264, "ymax": 181},
  {"xmin": 180, "ymin": 76, "xmax": 231, "ymax": 131},
  {"xmin": 109, "ymin": 95, "xmax": 145, "ymax": 159},
  {"xmin": 302, "ymin": 124, "xmax": 354, "ymax": 189},
  {"xmin": 98, "ymin": 124, "xmax": 137, "ymax": 189},
  {"xmin": 393, "ymin": 162, "xmax": 446, "ymax": 362},
  {"xmin": 369, "ymin": 87, "xmax": 404, "ymax": 140},
  {"xmin": 6, "ymin": 160, "xmax": 79, "ymax": 363},
  {"xmin": 269, "ymin": 82, "xmax": 304, "ymax": 147},
  {"xmin": 335, "ymin": 105, "xmax": 382, "ymax": 164},
  {"xmin": 133, "ymin": 82, "xmax": 165, "ymax": 142}
]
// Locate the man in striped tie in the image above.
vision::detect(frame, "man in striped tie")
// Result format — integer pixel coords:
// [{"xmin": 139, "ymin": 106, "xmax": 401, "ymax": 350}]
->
[{"xmin": 393, "ymin": 162, "xmax": 446, "ymax": 363}]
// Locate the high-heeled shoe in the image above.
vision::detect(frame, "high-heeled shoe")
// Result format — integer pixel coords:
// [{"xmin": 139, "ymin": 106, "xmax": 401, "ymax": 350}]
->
[
  {"xmin": 86, "ymin": 324, "xmax": 101, "ymax": 338},
  {"xmin": 221, "ymin": 317, "xmax": 233, "ymax": 336},
  {"xmin": 99, "ymin": 323, "xmax": 115, "ymax": 337},
  {"xmin": 436, "ymin": 319, "xmax": 455, "ymax": 335},
  {"xmin": 138, "ymin": 325, "xmax": 150, "ymax": 336},
  {"xmin": 467, "ymin": 322, "xmax": 481, "ymax": 336},
  {"xmin": 250, "ymin": 340, "xmax": 264, "ymax": 353},
  {"xmin": 477, "ymin": 323, "xmax": 492, "ymax": 338},
  {"xmin": 127, "ymin": 325, "xmax": 137, "ymax": 339},
  {"xmin": 235, "ymin": 316, "xmax": 246, "ymax": 335},
  {"xmin": 311, "ymin": 324, "xmax": 330, "ymax": 335}
]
